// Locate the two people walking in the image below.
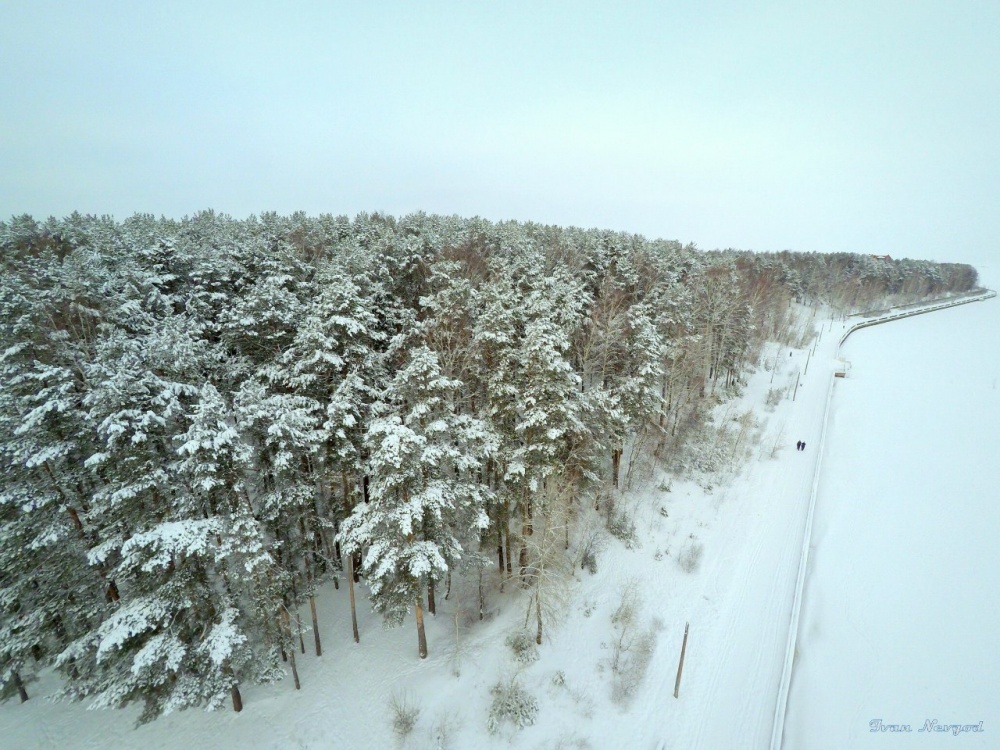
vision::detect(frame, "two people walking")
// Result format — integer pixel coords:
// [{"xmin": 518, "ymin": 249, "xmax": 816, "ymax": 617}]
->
[{"xmin": 796, "ymin": 440, "xmax": 807, "ymax": 451}]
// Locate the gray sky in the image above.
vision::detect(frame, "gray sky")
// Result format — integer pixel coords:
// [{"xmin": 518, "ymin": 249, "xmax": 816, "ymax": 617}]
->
[{"xmin": 2, "ymin": 1, "xmax": 998, "ymax": 268}]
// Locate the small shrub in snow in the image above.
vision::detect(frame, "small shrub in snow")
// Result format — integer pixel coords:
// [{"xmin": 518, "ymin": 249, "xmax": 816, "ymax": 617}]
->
[
  {"xmin": 390, "ymin": 692, "xmax": 420, "ymax": 741},
  {"xmin": 428, "ymin": 712, "xmax": 459, "ymax": 750},
  {"xmin": 612, "ymin": 629, "xmax": 658, "ymax": 704},
  {"xmin": 487, "ymin": 677, "xmax": 538, "ymax": 734},
  {"xmin": 678, "ymin": 541, "xmax": 704, "ymax": 574},
  {"xmin": 609, "ymin": 583, "xmax": 640, "ymax": 673},
  {"xmin": 607, "ymin": 506, "xmax": 637, "ymax": 549},
  {"xmin": 605, "ymin": 497, "xmax": 636, "ymax": 549},
  {"xmin": 766, "ymin": 388, "xmax": 783, "ymax": 408},
  {"xmin": 608, "ymin": 581, "xmax": 660, "ymax": 704},
  {"xmin": 505, "ymin": 630, "xmax": 539, "ymax": 665},
  {"xmin": 577, "ymin": 524, "xmax": 607, "ymax": 574},
  {"xmin": 551, "ymin": 670, "xmax": 566, "ymax": 687}
]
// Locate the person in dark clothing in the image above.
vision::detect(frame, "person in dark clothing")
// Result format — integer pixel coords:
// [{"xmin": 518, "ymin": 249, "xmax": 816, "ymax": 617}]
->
[
  {"xmin": 796, "ymin": 441, "xmax": 802, "ymax": 451},
  {"xmin": 801, "ymin": 441, "xmax": 806, "ymax": 451}
]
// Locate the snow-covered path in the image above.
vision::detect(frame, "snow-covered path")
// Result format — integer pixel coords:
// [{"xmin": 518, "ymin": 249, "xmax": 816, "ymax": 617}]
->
[
  {"xmin": 782, "ymin": 284, "xmax": 1000, "ymax": 748},
  {"xmin": 650, "ymin": 313, "xmax": 849, "ymax": 749}
]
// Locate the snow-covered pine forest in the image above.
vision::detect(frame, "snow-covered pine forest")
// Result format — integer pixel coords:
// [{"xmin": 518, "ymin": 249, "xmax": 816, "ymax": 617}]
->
[{"xmin": 0, "ymin": 210, "xmax": 979, "ymax": 722}]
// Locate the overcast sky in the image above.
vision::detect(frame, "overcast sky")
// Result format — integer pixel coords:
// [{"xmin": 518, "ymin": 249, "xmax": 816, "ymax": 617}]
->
[{"xmin": 2, "ymin": 1, "xmax": 998, "ymax": 268}]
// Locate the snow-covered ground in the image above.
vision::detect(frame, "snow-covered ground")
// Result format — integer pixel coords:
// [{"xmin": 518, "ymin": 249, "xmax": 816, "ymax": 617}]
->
[
  {"xmin": 783, "ymin": 274, "xmax": 1000, "ymax": 749},
  {"xmin": 1, "ymin": 285, "xmax": 994, "ymax": 750}
]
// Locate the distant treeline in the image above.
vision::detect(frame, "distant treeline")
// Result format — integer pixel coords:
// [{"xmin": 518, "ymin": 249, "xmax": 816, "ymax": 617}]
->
[{"xmin": 0, "ymin": 211, "xmax": 977, "ymax": 720}]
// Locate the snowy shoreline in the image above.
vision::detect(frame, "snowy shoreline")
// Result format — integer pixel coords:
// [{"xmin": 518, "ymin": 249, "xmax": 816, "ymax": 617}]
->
[
  {"xmin": 783, "ymin": 279, "xmax": 998, "ymax": 749},
  {"xmin": 769, "ymin": 288, "xmax": 996, "ymax": 750}
]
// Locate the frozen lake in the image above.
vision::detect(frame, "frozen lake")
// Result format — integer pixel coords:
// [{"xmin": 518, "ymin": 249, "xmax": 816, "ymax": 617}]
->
[{"xmin": 783, "ymin": 290, "xmax": 1000, "ymax": 748}]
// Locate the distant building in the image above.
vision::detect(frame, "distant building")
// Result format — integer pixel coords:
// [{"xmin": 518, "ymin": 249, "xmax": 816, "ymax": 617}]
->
[{"xmin": 869, "ymin": 254, "xmax": 892, "ymax": 262}]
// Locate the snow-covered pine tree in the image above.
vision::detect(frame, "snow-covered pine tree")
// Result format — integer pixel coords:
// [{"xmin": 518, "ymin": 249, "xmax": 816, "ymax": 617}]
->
[
  {"xmin": 71, "ymin": 250, "xmax": 282, "ymax": 720},
  {"xmin": 473, "ymin": 245, "xmax": 596, "ymax": 586},
  {"xmin": 274, "ymin": 258, "xmax": 396, "ymax": 644},
  {"xmin": 0, "ymin": 224, "xmax": 113, "ymax": 701},
  {"xmin": 232, "ymin": 374, "xmax": 327, "ymax": 668},
  {"xmin": 338, "ymin": 345, "xmax": 496, "ymax": 658}
]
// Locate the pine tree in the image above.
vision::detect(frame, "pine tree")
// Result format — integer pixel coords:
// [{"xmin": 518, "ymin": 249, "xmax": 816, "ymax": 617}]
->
[
  {"xmin": 0, "ymin": 225, "xmax": 111, "ymax": 700},
  {"xmin": 275, "ymin": 259, "xmax": 395, "ymax": 644},
  {"xmin": 338, "ymin": 346, "xmax": 496, "ymax": 657}
]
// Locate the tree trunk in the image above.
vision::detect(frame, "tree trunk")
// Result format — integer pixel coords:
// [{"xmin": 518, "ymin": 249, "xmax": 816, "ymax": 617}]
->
[
  {"xmin": 282, "ymin": 609, "xmax": 301, "ymax": 689},
  {"xmin": 347, "ymin": 553, "xmax": 360, "ymax": 644},
  {"xmin": 612, "ymin": 447, "xmax": 622, "ymax": 489},
  {"xmin": 427, "ymin": 578, "xmax": 436, "ymax": 616},
  {"xmin": 320, "ymin": 524, "xmax": 337, "ymax": 581},
  {"xmin": 519, "ymin": 497, "xmax": 533, "ymax": 586},
  {"xmin": 231, "ymin": 684, "xmax": 243, "ymax": 712},
  {"xmin": 309, "ymin": 596, "xmax": 322, "ymax": 657},
  {"xmin": 535, "ymin": 593, "xmax": 543, "ymax": 645},
  {"xmin": 66, "ymin": 505, "xmax": 85, "ymax": 534},
  {"xmin": 478, "ymin": 568, "xmax": 485, "ymax": 621},
  {"xmin": 415, "ymin": 597, "xmax": 428, "ymax": 659},
  {"xmin": 288, "ymin": 639, "xmax": 301, "ymax": 690},
  {"xmin": 504, "ymin": 526, "xmax": 513, "ymax": 575},
  {"xmin": 13, "ymin": 670, "xmax": 28, "ymax": 703},
  {"xmin": 296, "ymin": 611, "xmax": 306, "ymax": 654},
  {"xmin": 659, "ymin": 378, "xmax": 668, "ymax": 429},
  {"xmin": 343, "ymin": 471, "xmax": 360, "ymax": 644}
]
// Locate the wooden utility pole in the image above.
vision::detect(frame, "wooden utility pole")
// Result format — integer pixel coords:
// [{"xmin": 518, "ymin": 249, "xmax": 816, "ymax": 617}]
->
[{"xmin": 674, "ymin": 622, "xmax": 690, "ymax": 698}]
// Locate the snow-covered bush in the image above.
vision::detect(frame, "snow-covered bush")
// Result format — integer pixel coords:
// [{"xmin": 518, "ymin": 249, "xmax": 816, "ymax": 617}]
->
[
  {"xmin": 602, "ymin": 495, "xmax": 637, "ymax": 549},
  {"xmin": 608, "ymin": 508, "xmax": 637, "ymax": 548},
  {"xmin": 505, "ymin": 630, "xmax": 539, "ymax": 665},
  {"xmin": 487, "ymin": 676, "xmax": 539, "ymax": 734}
]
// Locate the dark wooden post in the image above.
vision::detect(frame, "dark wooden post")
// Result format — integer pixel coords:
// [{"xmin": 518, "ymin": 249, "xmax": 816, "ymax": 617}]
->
[{"xmin": 674, "ymin": 622, "xmax": 689, "ymax": 699}]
